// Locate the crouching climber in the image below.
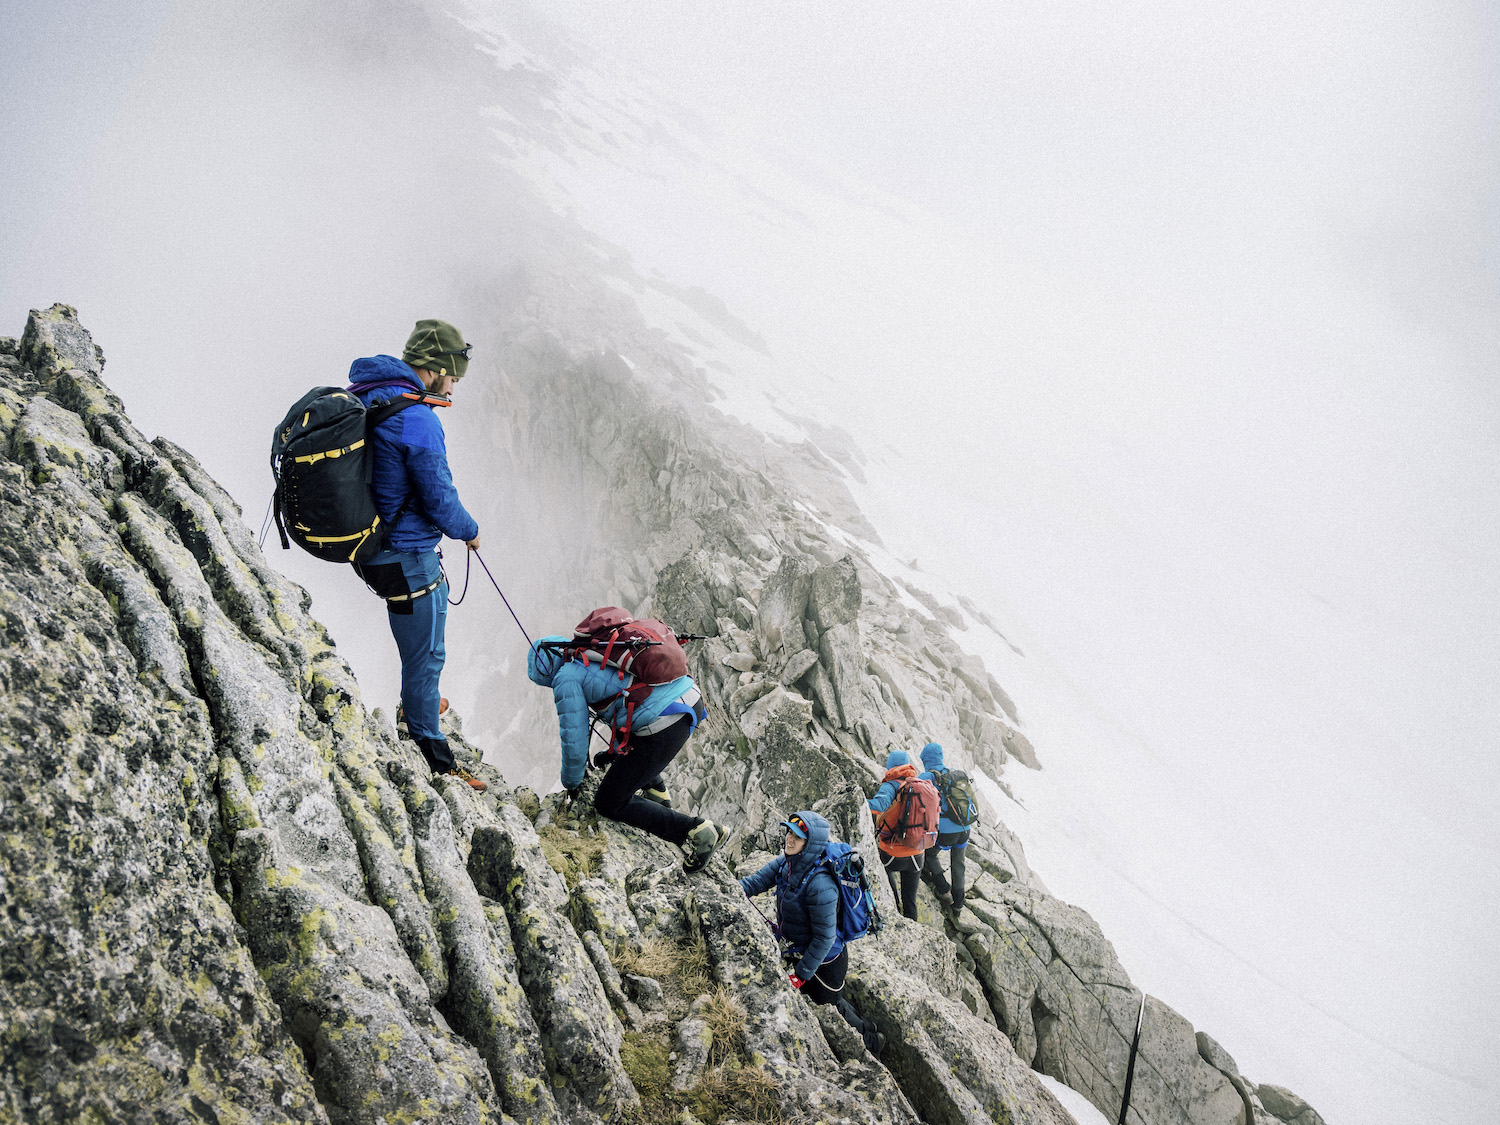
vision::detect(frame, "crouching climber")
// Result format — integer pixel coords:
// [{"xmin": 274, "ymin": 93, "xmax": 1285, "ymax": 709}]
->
[
  {"xmin": 868, "ymin": 749, "xmax": 940, "ymax": 921},
  {"xmin": 740, "ymin": 811, "xmax": 885, "ymax": 1056},
  {"xmin": 917, "ymin": 741, "xmax": 977, "ymax": 918},
  {"xmin": 527, "ymin": 624, "xmax": 725, "ymax": 871}
]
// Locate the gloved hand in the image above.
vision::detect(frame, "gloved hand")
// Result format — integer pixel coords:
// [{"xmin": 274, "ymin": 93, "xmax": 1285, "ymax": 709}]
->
[
  {"xmin": 565, "ymin": 783, "xmax": 585, "ymax": 804},
  {"xmin": 788, "ymin": 972, "xmax": 805, "ymax": 990}
]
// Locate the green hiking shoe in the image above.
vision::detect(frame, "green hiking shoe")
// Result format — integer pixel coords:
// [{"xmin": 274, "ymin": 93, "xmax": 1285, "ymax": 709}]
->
[
  {"xmin": 683, "ymin": 819, "xmax": 726, "ymax": 873},
  {"xmin": 639, "ymin": 783, "xmax": 673, "ymax": 809}
]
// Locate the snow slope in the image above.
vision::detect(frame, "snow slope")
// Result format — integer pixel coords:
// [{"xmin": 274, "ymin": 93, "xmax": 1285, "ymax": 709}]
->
[{"xmin": 451, "ymin": 6, "xmax": 1498, "ymax": 1122}]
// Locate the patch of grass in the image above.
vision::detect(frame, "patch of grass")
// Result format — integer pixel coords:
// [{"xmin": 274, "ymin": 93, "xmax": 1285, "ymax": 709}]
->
[
  {"xmin": 676, "ymin": 933, "xmax": 712, "ymax": 999},
  {"xmin": 701, "ymin": 986, "xmax": 746, "ymax": 1065},
  {"xmin": 683, "ymin": 1059, "xmax": 784, "ymax": 1125},
  {"xmin": 612, "ymin": 937, "xmax": 678, "ymax": 981},
  {"xmin": 611, "ymin": 934, "xmax": 713, "ymax": 1002},
  {"xmin": 619, "ymin": 1031, "xmax": 671, "ymax": 1104},
  {"xmin": 537, "ymin": 824, "xmax": 605, "ymax": 887}
]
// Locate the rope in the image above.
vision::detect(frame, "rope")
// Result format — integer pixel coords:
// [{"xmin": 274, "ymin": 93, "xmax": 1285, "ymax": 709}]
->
[
  {"xmin": 445, "ymin": 548, "xmax": 473, "ymax": 605},
  {"xmin": 257, "ymin": 496, "xmax": 274, "ymax": 550},
  {"xmin": 446, "ymin": 551, "xmax": 612, "ymax": 752},
  {"xmin": 472, "ymin": 549, "xmax": 535, "ymax": 648}
]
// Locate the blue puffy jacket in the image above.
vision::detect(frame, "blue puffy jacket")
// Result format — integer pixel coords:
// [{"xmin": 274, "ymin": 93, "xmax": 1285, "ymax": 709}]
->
[
  {"xmin": 918, "ymin": 742, "xmax": 971, "ymax": 837},
  {"xmin": 527, "ymin": 638, "xmax": 696, "ymax": 789},
  {"xmin": 739, "ymin": 810, "xmax": 842, "ymax": 979},
  {"xmin": 348, "ymin": 356, "xmax": 478, "ymax": 553}
]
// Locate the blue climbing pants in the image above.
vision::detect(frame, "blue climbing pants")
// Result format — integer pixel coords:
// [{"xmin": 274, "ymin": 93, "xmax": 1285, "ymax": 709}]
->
[{"xmin": 353, "ymin": 547, "xmax": 448, "ymax": 746}]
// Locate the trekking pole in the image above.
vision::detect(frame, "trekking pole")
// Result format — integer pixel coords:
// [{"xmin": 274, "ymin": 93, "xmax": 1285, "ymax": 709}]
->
[{"xmin": 1117, "ymin": 991, "xmax": 1147, "ymax": 1125}]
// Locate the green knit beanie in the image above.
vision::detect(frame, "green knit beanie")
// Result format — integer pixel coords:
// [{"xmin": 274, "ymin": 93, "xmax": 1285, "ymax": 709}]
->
[{"xmin": 402, "ymin": 318, "xmax": 470, "ymax": 378}]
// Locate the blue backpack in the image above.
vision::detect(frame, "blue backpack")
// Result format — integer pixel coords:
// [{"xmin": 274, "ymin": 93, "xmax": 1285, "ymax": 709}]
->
[{"xmin": 793, "ymin": 841, "xmax": 883, "ymax": 948}]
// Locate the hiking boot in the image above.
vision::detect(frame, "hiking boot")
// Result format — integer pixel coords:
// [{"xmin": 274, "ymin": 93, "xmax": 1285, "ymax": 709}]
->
[
  {"xmin": 683, "ymin": 819, "xmax": 726, "ymax": 873},
  {"xmin": 439, "ymin": 765, "xmax": 487, "ymax": 793},
  {"xmin": 396, "ymin": 697, "xmax": 449, "ymax": 737},
  {"xmin": 936, "ymin": 890, "xmax": 954, "ymax": 912},
  {"xmin": 639, "ymin": 783, "xmax": 673, "ymax": 809},
  {"xmin": 862, "ymin": 1027, "xmax": 886, "ymax": 1056}
]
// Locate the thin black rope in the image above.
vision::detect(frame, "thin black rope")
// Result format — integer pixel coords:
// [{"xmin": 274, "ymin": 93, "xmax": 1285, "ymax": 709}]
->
[
  {"xmin": 472, "ymin": 549, "xmax": 535, "ymax": 648},
  {"xmin": 257, "ymin": 496, "xmax": 274, "ymax": 550},
  {"xmin": 445, "ymin": 547, "xmax": 473, "ymax": 605},
  {"xmin": 451, "ymin": 553, "xmax": 616, "ymax": 752}
]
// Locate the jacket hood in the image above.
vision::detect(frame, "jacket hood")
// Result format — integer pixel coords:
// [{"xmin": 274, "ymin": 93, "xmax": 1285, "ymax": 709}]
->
[
  {"xmin": 920, "ymin": 742, "xmax": 944, "ymax": 770},
  {"xmin": 527, "ymin": 637, "xmax": 569, "ymax": 686},
  {"xmin": 882, "ymin": 762, "xmax": 919, "ymax": 783},
  {"xmin": 884, "ymin": 750, "xmax": 910, "ymax": 770},
  {"xmin": 785, "ymin": 809, "xmax": 833, "ymax": 876},
  {"xmin": 348, "ymin": 354, "xmax": 422, "ymax": 393},
  {"xmin": 791, "ymin": 810, "xmax": 831, "ymax": 849}
]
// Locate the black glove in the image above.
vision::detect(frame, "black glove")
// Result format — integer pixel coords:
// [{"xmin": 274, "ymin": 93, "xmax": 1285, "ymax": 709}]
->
[{"xmin": 565, "ymin": 783, "xmax": 585, "ymax": 804}]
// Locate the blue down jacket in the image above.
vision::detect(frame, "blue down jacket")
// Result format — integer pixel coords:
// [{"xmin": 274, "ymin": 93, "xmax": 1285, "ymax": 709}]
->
[
  {"xmin": 527, "ymin": 638, "xmax": 695, "ymax": 789},
  {"xmin": 918, "ymin": 742, "xmax": 970, "ymax": 837},
  {"xmin": 739, "ymin": 810, "xmax": 842, "ymax": 979},
  {"xmin": 348, "ymin": 355, "xmax": 478, "ymax": 553}
]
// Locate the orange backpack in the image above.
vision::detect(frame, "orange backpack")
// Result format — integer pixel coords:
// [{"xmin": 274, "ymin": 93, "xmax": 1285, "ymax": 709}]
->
[{"xmin": 875, "ymin": 777, "xmax": 941, "ymax": 857}]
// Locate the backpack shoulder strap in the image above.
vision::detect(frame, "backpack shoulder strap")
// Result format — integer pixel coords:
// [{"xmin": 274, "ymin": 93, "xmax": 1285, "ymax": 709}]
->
[{"xmin": 366, "ymin": 395, "xmax": 421, "ymax": 429}]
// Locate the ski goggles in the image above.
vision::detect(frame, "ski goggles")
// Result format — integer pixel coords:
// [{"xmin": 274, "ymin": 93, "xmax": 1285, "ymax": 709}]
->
[{"xmin": 780, "ymin": 815, "xmax": 809, "ymax": 840}]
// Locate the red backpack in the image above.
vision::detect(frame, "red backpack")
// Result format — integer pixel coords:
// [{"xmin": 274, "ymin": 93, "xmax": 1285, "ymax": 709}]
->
[
  {"xmin": 542, "ymin": 608, "xmax": 695, "ymax": 755},
  {"xmin": 875, "ymin": 777, "xmax": 941, "ymax": 857}
]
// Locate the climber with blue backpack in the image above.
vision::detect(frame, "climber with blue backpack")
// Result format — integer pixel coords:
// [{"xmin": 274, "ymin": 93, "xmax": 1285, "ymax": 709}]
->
[
  {"xmin": 739, "ymin": 810, "xmax": 885, "ymax": 1056},
  {"xmin": 917, "ymin": 742, "xmax": 978, "ymax": 918}
]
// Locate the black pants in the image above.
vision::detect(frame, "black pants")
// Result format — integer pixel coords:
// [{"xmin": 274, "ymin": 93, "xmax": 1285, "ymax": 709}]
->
[
  {"xmin": 922, "ymin": 830, "xmax": 970, "ymax": 901},
  {"xmin": 803, "ymin": 947, "xmax": 879, "ymax": 1050},
  {"xmin": 881, "ymin": 852, "xmax": 921, "ymax": 920},
  {"xmin": 592, "ymin": 718, "xmax": 699, "ymax": 845}
]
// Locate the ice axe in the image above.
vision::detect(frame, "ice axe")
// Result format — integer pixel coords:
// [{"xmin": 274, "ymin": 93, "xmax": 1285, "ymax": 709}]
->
[{"xmin": 1118, "ymin": 991, "xmax": 1147, "ymax": 1124}]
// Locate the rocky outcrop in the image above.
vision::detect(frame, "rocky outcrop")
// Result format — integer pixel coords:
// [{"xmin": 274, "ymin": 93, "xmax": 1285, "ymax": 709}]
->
[{"xmin": 0, "ymin": 304, "xmax": 1324, "ymax": 1125}]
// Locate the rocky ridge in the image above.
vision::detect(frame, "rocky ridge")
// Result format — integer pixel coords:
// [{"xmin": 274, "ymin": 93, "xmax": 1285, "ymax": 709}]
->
[{"xmin": 0, "ymin": 304, "xmax": 1323, "ymax": 1125}]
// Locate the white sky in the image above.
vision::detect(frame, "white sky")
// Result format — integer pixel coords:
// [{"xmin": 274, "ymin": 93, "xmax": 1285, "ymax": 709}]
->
[{"xmin": 2, "ymin": 2, "xmax": 1497, "ymax": 1122}]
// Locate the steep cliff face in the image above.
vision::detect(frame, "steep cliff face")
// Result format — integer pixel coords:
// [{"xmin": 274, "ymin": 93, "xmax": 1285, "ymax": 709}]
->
[{"xmin": 0, "ymin": 305, "xmax": 1320, "ymax": 1125}]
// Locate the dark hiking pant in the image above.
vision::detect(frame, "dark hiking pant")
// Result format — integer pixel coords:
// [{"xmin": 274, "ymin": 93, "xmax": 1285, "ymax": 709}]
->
[
  {"xmin": 593, "ymin": 717, "xmax": 698, "ymax": 845},
  {"xmin": 803, "ymin": 947, "xmax": 882, "ymax": 1054},
  {"xmin": 923, "ymin": 830, "xmax": 970, "ymax": 902},
  {"xmin": 880, "ymin": 852, "xmax": 921, "ymax": 920}
]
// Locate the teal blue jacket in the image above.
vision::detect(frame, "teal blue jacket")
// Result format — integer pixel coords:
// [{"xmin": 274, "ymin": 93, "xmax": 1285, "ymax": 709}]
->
[{"xmin": 527, "ymin": 637, "xmax": 695, "ymax": 788}]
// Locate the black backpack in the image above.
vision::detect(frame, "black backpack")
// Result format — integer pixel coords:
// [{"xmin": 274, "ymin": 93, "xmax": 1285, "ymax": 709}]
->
[
  {"xmin": 270, "ymin": 386, "xmax": 421, "ymax": 564},
  {"xmin": 932, "ymin": 768, "xmax": 978, "ymax": 827}
]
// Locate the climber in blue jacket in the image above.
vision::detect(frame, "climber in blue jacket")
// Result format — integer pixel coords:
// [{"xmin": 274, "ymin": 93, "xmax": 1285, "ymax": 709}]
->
[
  {"xmin": 348, "ymin": 319, "xmax": 484, "ymax": 791},
  {"xmin": 527, "ymin": 639, "xmax": 725, "ymax": 870},
  {"xmin": 917, "ymin": 741, "xmax": 970, "ymax": 917},
  {"xmin": 740, "ymin": 810, "xmax": 884, "ymax": 1056}
]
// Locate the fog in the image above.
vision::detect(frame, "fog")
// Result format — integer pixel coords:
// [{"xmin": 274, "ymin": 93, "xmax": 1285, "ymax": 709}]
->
[{"xmin": 2, "ymin": 2, "xmax": 1497, "ymax": 1122}]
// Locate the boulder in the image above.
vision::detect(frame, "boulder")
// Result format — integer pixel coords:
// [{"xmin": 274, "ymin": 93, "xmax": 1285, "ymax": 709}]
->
[
  {"xmin": 808, "ymin": 554, "xmax": 861, "ymax": 630},
  {"xmin": 755, "ymin": 553, "xmax": 817, "ymax": 657}
]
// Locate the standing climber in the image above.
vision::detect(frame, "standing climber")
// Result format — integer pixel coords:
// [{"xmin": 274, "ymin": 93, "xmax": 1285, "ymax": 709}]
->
[
  {"xmin": 868, "ymin": 749, "xmax": 939, "ymax": 920},
  {"xmin": 739, "ymin": 811, "xmax": 885, "ymax": 1056},
  {"xmin": 527, "ymin": 637, "xmax": 725, "ymax": 870},
  {"xmin": 917, "ymin": 742, "xmax": 975, "ymax": 917},
  {"xmin": 348, "ymin": 319, "xmax": 485, "ymax": 792}
]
